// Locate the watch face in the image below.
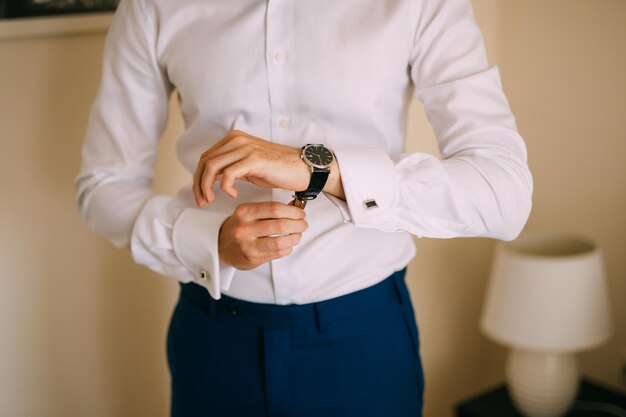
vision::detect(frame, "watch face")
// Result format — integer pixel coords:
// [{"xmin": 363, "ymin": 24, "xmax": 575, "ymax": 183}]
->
[{"xmin": 303, "ymin": 145, "xmax": 334, "ymax": 168}]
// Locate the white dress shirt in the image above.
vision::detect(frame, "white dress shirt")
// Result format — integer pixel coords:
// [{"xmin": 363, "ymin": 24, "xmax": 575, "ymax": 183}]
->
[{"xmin": 76, "ymin": 0, "xmax": 532, "ymax": 305}]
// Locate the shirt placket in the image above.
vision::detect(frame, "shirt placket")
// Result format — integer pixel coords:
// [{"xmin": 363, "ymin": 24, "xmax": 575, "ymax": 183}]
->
[{"xmin": 265, "ymin": 0, "xmax": 298, "ymax": 305}]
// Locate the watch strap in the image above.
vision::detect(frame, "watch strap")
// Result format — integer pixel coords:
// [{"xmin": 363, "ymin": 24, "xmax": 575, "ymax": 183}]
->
[{"xmin": 295, "ymin": 167, "xmax": 330, "ymax": 201}]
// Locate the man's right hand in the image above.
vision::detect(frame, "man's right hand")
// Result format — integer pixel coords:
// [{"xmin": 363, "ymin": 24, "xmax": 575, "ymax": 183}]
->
[{"xmin": 218, "ymin": 202, "xmax": 307, "ymax": 270}]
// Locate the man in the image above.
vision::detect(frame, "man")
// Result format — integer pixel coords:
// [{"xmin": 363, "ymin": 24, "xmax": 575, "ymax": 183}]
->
[{"xmin": 76, "ymin": 0, "xmax": 532, "ymax": 415}]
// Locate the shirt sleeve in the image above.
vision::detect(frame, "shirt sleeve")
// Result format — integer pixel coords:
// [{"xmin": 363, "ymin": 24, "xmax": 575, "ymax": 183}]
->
[
  {"xmin": 74, "ymin": 0, "xmax": 235, "ymax": 298},
  {"xmin": 331, "ymin": 0, "xmax": 533, "ymax": 241}
]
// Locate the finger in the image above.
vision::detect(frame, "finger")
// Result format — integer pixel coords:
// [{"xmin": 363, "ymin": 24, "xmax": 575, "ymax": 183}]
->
[
  {"xmin": 193, "ymin": 162, "xmax": 207, "ymax": 207},
  {"xmin": 254, "ymin": 219, "xmax": 308, "ymax": 238},
  {"xmin": 269, "ymin": 247, "xmax": 294, "ymax": 260},
  {"xmin": 255, "ymin": 233, "xmax": 302, "ymax": 252},
  {"xmin": 220, "ymin": 159, "xmax": 257, "ymax": 198},
  {"xmin": 235, "ymin": 202, "xmax": 306, "ymax": 222},
  {"xmin": 201, "ymin": 148, "xmax": 250, "ymax": 201},
  {"xmin": 251, "ymin": 247, "xmax": 294, "ymax": 266},
  {"xmin": 194, "ymin": 132, "xmax": 252, "ymax": 205}
]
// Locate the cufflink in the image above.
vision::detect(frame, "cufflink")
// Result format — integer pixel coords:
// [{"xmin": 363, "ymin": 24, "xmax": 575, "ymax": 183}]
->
[
  {"xmin": 362, "ymin": 199, "xmax": 379, "ymax": 209},
  {"xmin": 200, "ymin": 270, "xmax": 208, "ymax": 281}
]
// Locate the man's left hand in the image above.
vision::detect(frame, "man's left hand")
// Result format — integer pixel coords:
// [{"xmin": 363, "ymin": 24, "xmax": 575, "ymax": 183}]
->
[{"xmin": 193, "ymin": 130, "xmax": 310, "ymax": 207}]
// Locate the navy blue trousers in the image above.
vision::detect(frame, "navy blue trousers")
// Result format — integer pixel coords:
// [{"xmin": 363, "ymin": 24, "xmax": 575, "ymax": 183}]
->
[{"xmin": 167, "ymin": 269, "xmax": 424, "ymax": 417}]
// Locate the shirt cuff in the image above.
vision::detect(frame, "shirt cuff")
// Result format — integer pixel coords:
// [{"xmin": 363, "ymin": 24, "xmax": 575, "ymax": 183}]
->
[
  {"xmin": 332, "ymin": 148, "xmax": 399, "ymax": 230},
  {"xmin": 172, "ymin": 207, "xmax": 236, "ymax": 299},
  {"xmin": 323, "ymin": 193, "xmax": 352, "ymax": 223}
]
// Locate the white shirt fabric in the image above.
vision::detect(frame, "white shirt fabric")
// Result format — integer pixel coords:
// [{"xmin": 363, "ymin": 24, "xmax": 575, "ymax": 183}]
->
[{"xmin": 76, "ymin": 0, "xmax": 533, "ymax": 305}]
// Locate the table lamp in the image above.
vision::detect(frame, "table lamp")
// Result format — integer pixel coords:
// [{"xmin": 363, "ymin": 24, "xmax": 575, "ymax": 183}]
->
[{"xmin": 480, "ymin": 231, "xmax": 612, "ymax": 417}]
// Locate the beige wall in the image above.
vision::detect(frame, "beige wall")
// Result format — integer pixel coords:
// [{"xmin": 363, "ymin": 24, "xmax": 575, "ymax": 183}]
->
[
  {"xmin": 0, "ymin": 33, "xmax": 185, "ymax": 416},
  {"xmin": 408, "ymin": 1, "xmax": 626, "ymax": 416},
  {"xmin": 0, "ymin": 1, "xmax": 624, "ymax": 416},
  {"xmin": 499, "ymin": 0, "xmax": 626, "ymax": 391}
]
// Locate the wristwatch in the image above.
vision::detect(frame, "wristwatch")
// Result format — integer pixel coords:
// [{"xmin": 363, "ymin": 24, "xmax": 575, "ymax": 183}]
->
[{"xmin": 293, "ymin": 144, "xmax": 334, "ymax": 208}]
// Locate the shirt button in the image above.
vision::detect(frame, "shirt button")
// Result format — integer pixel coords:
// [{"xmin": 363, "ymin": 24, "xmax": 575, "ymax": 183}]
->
[
  {"xmin": 278, "ymin": 118, "xmax": 290, "ymax": 128},
  {"xmin": 200, "ymin": 270, "xmax": 208, "ymax": 281},
  {"xmin": 274, "ymin": 51, "xmax": 285, "ymax": 63},
  {"xmin": 231, "ymin": 306, "xmax": 242, "ymax": 316}
]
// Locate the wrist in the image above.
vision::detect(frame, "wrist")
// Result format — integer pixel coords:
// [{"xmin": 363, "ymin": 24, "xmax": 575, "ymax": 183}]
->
[
  {"xmin": 217, "ymin": 216, "xmax": 235, "ymax": 267},
  {"xmin": 322, "ymin": 159, "xmax": 345, "ymax": 200},
  {"xmin": 293, "ymin": 148, "xmax": 312, "ymax": 192}
]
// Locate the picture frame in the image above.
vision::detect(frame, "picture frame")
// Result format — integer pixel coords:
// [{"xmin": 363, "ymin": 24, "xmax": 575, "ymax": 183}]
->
[{"xmin": 0, "ymin": 0, "xmax": 119, "ymax": 19}]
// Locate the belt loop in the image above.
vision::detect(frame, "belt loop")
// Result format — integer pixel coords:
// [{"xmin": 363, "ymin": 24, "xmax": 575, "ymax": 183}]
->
[{"xmin": 313, "ymin": 304, "xmax": 324, "ymax": 333}]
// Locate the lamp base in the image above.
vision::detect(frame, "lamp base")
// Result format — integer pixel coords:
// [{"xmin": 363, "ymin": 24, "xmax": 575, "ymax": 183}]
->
[{"xmin": 506, "ymin": 349, "xmax": 579, "ymax": 417}]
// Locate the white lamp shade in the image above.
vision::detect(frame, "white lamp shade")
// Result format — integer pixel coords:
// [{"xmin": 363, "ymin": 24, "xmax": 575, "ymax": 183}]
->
[{"xmin": 481, "ymin": 231, "xmax": 612, "ymax": 352}]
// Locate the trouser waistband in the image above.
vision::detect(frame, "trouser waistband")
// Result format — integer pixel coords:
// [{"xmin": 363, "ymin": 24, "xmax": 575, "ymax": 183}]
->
[{"xmin": 179, "ymin": 268, "xmax": 408, "ymax": 332}]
